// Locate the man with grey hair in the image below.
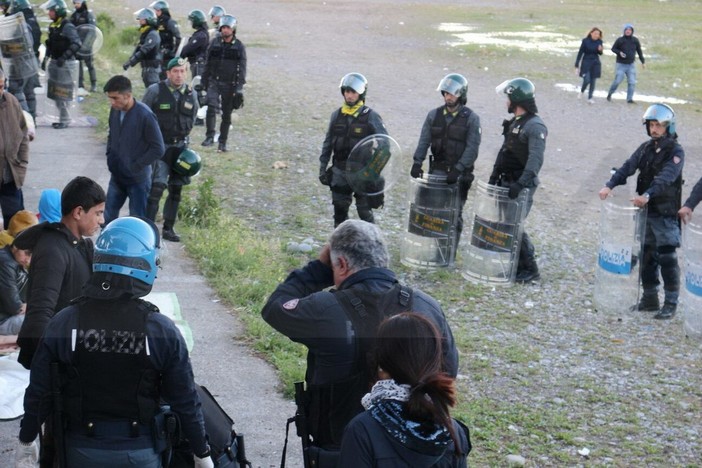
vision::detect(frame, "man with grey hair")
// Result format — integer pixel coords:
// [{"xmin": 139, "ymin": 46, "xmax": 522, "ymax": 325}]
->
[{"xmin": 261, "ymin": 219, "xmax": 458, "ymax": 467}]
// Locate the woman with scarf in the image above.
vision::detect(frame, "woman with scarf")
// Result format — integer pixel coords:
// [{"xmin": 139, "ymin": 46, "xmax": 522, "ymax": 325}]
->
[
  {"xmin": 338, "ymin": 312, "xmax": 471, "ymax": 467},
  {"xmin": 575, "ymin": 27, "xmax": 604, "ymax": 103}
]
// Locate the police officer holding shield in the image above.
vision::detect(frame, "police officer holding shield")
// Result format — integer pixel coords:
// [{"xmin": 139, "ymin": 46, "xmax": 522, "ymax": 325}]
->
[
  {"xmin": 319, "ymin": 73, "xmax": 388, "ymax": 227},
  {"xmin": 142, "ymin": 57, "xmax": 200, "ymax": 242},
  {"xmin": 123, "ymin": 8, "xmax": 161, "ymax": 88},
  {"xmin": 42, "ymin": 0, "xmax": 81, "ymax": 129},
  {"xmin": 599, "ymin": 104, "xmax": 684, "ymax": 319},
  {"xmin": 411, "ymin": 73, "xmax": 481, "ymax": 254},
  {"xmin": 14, "ymin": 217, "xmax": 215, "ymax": 468},
  {"xmin": 490, "ymin": 77, "xmax": 547, "ymax": 283},
  {"xmin": 70, "ymin": 0, "xmax": 97, "ymax": 93}
]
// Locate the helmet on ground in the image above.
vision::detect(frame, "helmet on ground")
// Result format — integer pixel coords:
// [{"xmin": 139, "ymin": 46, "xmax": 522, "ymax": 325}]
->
[
  {"xmin": 149, "ymin": 0, "xmax": 168, "ymax": 12},
  {"xmin": 208, "ymin": 5, "xmax": 225, "ymax": 18},
  {"xmin": 643, "ymin": 103, "xmax": 676, "ymax": 137},
  {"xmin": 496, "ymin": 77, "xmax": 535, "ymax": 103},
  {"xmin": 41, "ymin": 0, "xmax": 68, "ymax": 16},
  {"xmin": 135, "ymin": 7, "xmax": 157, "ymax": 26},
  {"xmin": 437, "ymin": 73, "xmax": 468, "ymax": 105},
  {"xmin": 93, "ymin": 217, "xmax": 160, "ymax": 286},
  {"xmin": 339, "ymin": 72, "xmax": 368, "ymax": 101},
  {"xmin": 173, "ymin": 148, "xmax": 202, "ymax": 177},
  {"xmin": 218, "ymin": 14, "xmax": 237, "ymax": 32},
  {"xmin": 188, "ymin": 9, "xmax": 207, "ymax": 28}
]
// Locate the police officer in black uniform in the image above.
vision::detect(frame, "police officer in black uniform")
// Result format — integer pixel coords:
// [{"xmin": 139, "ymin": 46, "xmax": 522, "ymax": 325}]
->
[
  {"xmin": 319, "ymin": 73, "xmax": 387, "ymax": 227},
  {"xmin": 123, "ymin": 7, "xmax": 161, "ymax": 88},
  {"xmin": 201, "ymin": 14, "xmax": 246, "ymax": 153},
  {"xmin": 490, "ymin": 77, "xmax": 547, "ymax": 283},
  {"xmin": 142, "ymin": 57, "xmax": 199, "ymax": 242},
  {"xmin": 411, "ymin": 73, "xmax": 481, "ymax": 255},
  {"xmin": 3, "ymin": 0, "xmax": 41, "ymax": 120},
  {"xmin": 42, "ymin": 0, "xmax": 81, "ymax": 129},
  {"xmin": 599, "ymin": 104, "xmax": 684, "ymax": 320},
  {"xmin": 180, "ymin": 9, "xmax": 209, "ymax": 80},
  {"xmin": 14, "ymin": 217, "xmax": 215, "ymax": 468},
  {"xmin": 149, "ymin": 0, "xmax": 181, "ymax": 81},
  {"xmin": 69, "ymin": 0, "xmax": 97, "ymax": 93}
]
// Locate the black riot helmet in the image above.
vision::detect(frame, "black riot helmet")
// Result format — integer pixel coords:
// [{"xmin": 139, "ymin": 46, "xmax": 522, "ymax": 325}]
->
[
  {"xmin": 149, "ymin": 0, "xmax": 168, "ymax": 14},
  {"xmin": 339, "ymin": 72, "xmax": 368, "ymax": 102},
  {"xmin": 188, "ymin": 9, "xmax": 207, "ymax": 29}
]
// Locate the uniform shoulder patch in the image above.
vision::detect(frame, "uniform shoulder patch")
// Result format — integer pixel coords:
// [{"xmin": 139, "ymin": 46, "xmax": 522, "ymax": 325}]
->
[{"xmin": 283, "ymin": 299, "xmax": 300, "ymax": 310}]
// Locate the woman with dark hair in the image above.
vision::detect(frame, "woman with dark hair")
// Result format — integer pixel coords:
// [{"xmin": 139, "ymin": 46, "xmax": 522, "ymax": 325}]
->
[
  {"xmin": 575, "ymin": 27, "xmax": 604, "ymax": 103},
  {"xmin": 338, "ymin": 312, "xmax": 470, "ymax": 467}
]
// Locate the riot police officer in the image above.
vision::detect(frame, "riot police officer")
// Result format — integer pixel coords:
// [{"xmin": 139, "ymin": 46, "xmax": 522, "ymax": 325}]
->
[
  {"xmin": 70, "ymin": 0, "xmax": 97, "ymax": 93},
  {"xmin": 201, "ymin": 14, "xmax": 246, "ymax": 153},
  {"xmin": 599, "ymin": 104, "xmax": 684, "ymax": 319},
  {"xmin": 489, "ymin": 77, "xmax": 547, "ymax": 283},
  {"xmin": 411, "ymin": 73, "xmax": 481, "ymax": 256},
  {"xmin": 208, "ymin": 5, "xmax": 225, "ymax": 39},
  {"xmin": 3, "ymin": 0, "xmax": 41, "ymax": 120},
  {"xmin": 42, "ymin": 0, "xmax": 81, "ymax": 129},
  {"xmin": 14, "ymin": 217, "xmax": 215, "ymax": 468},
  {"xmin": 180, "ymin": 9, "xmax": 209, "ymax": 80},
  {"xmin": 319, "ymin": 73, "xmax": 388, "ymax": 227},
  {"xmin": 123, "ymin": 7, "xmax": 161, "ymax": 88},
  {"xmin": 149, "ymin": 0, "xmax": 181, "ymax": 81},
  {"xmin": 142, "ymin": 57, "xmax": 201, "ymax": 242}
]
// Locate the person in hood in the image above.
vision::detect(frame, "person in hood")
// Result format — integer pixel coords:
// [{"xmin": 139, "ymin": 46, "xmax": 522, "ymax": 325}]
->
[
  {"xmin": 15, "ymin": 176, "xmax": 105, "ymax": 369},
  {"xmin": 338, "ymin": 312, "xmax": 470, "ymax": 467},
  {"xmin": 606, "ymin": 23, "xmax": 645, "ymax": 104},
  {"xmin": 37, "ymin": 188, "xmax": 62, "ymax": 223}
]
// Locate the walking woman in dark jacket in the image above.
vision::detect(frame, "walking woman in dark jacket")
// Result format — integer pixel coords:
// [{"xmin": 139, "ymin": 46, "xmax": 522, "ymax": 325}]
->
[
  {"xmin": 575, "ymin": 27, "xmax": 603, "ymax": 103},
  {"xmin": 338, "ymin": 312, "xmax": 470, "ymax": 467}
]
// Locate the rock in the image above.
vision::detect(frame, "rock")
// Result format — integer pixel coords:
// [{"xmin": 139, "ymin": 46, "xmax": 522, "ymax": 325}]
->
[
  {"xmin": 272, "ymin": 161, "xmax": 288, "ymax": 169},
  {"xmin": 506, "ymin": 454, "xmax": 526, "ymax": 466}
]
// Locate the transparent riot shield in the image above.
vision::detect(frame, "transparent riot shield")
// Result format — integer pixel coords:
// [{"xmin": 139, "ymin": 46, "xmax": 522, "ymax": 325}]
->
[
  {"xmin": 75, "ymin": 24, "xmax": 104, "ymax": 59},
  {"xmin": 461, "ymin": 180, "xmax": 527, "ymax": 284},
  {"xmin": 0, "ymin": 13, "xmax": 39, "ymax": 81},
  {"xmin": 345, "ymin": 134, "xmax": 402, "ymax": 209},
  {"xmin": 400, "ymin": 174, "xmax": 460, "ymax": 269},
  {"xmin": 593, "ymin": 199, "xmax": 646, "ymax": 314},
  {"xmin": 47, "ymin": 59, "xmax": 78, "ymax": 102},
  {"xmin": 681, "ymin": 220, "xmax": 702, "ymax": 341}
]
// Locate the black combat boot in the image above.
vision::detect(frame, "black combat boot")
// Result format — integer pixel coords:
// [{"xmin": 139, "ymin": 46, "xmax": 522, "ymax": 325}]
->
[
  {"xmin": 201, "ymin": 136, "xmax": 215, "ymax": 147},
  {"xmin": 333, "ymin": 205, "xmax": 349, "ymax": 228},
  {"xmin": 162, "ymin": 222, "xmax": 180, "ymax": 242},
  {"xmin": 218, "ymin": 141, "xmax": 228, "ymax": 152},
  {"xmin": 515, "ymin": 233, "xmax": 540, "ymax": 283},
  {"xmin": 631, "ymin": 293, "xmax": 659, "ymax": 312},
  {"xmin": 654, "ymin": 302, "xmax": 676, "ymax": 320}
]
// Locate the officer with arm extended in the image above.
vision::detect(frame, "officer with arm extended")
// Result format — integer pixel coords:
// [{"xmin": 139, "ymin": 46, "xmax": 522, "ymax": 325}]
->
[
  {"xmin": 14, "ymin": 217, "xmax": 214, "ymax": 468},
  {"xmin": 143, "ymin": 57, "xmax": 201, "ymax": 242},
  {"xmin": 411, "ymin": 73, "xmax": 481, "ymax": 255},
  {"xmin": 123, "ymin": 7, "xmax": 161, "ymax": 88},
  {"xmin": 318, "ymin": 73, "xmax": 388, "ymax": 227},
  {"xmin": 678, "ymin": 177, "xmax": 702, "ymax": 224},
  {"xmin": 599, "ymin": 104, "xmax": 683, "ymax": 319},
  {"xmin": 490, "ymin": 77, "xmax": 547, "ymax": 283}
]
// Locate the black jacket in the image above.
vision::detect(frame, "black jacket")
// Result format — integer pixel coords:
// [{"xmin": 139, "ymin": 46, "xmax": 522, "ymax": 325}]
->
[
  {"xmin": 14, "ymin": 222, "xmax": 93, "ymax": 368},
  {"xmin": 0, "ymin": 245, "xmax": 27, "ymax": 320}
]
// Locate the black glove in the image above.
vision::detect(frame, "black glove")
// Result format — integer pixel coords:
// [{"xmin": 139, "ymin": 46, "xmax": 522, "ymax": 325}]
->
[
  {"xmin": 232, "ymin": 92, "xmax": 244, "ymax": 109},
  {"xmin": 488, "ymin": 176, "xmax": 498, "ymax": 185},
  {"xmin": 445, "ymin": 168, "xmax": 460, "ymax": 184},
  {"xmin": 508, "ymin": 182, "xmax": 524, "ymax": 199},
  {"xmin": 319, "ymin": 166, "xmax": 332, "ymax": 186},
  {"xmin": 55, "ymin": 57, "xmax": 64, "ymax": 67},
  {"xmin": 410, "ymin": 163, "xmax": 423, "ymax": 179},
  {"xmin": 122, "ymin": 61, "xmax": 130, "ymax": 71}
]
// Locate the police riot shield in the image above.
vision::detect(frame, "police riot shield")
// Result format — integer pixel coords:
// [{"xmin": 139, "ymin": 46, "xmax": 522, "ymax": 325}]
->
[
  {"xmin": 47, "ymin": 59, "xmax": 79, "ymax": 102},
  {"xmin": 345, "ymin": 134, "xmax": 402, "ymax": 207},
  {"xmin": 461, "ymin": 180, "xmax": 528, "ymax": 284},
  {"xmin": 593, "ymin": 199, "xmax": 646, "ymax": 314},
  {"xmin": 681, "ymin": 220, "xmax": 702, "ymax": 341},
  {"xmin": 75, "ymin": 24, "xmax": 104, "ymax": 59},
  {"xmin": 400, "ymin": 174, "xmax": 461, "ymax": 269},
  {"xmin": 0, "ymin": 12, "xmax": 39, "ymax": 81}
]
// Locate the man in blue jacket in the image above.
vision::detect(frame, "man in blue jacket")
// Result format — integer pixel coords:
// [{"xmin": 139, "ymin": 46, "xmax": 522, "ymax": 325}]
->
[
  {"xmin": 606, "ymin": 23, "xmax": 645, "ymax": 104},
  {"xmin": 102, "ymin": 75, "xmax": 165, "ymax": 225}
]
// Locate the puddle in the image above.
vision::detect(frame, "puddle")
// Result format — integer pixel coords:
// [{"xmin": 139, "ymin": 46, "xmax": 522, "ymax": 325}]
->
[{"xmin": 556, "ymin": 83, "xmax": 688, "ymax": 105}]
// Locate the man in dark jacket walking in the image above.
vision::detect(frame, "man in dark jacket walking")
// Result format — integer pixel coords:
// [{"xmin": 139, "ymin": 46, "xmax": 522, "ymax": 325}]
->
[
  {"xmin": 15, "ymin": 176, "xmax": 105, "ymax": 369},
  {"xmin": 102, "ymin": 75, "xmax": 165, "ymax": 225},
  {"xmin": 606, "ymin": 23, "xmax": 645, "ymax": 104}
]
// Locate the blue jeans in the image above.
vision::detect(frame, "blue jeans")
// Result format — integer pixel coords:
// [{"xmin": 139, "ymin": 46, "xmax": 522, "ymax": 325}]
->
[
  {"xmin": 104, "ymin": 176, "xmax": 151, "ymax": 225},
  {"xmin": 608, "ymin": 62, "xmax": 637, "ymax": 101}
]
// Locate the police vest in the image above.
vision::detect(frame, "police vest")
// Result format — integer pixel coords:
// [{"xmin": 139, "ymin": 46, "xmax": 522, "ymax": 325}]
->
[
  {"xmin": 63, "ymin": 298, "xmax": 160, "ymax": 427},
  {"xmin": 430, "ymin": 106, "xmax": 473, "ymax": 171},
  {"xmin": 494, "ymin": 113, "xmax": 537, "ymax": 180},
  {"xmin": 636, "ymin": 137, "xmax": 683, "ymax": 216},
  {"xmin": 331, "ymin": 107, "xmax": 373, "ymax": 169},
  {"xmin": 47, "ymin": 19, "xmax": 73, "ymax": 59},
  {"xmin": 157, "ymin": 15, "xmax": 176, "ymax": 53},
  {"xmin": 153, "ymin": 82, "xmax": 196, "ymax": 141},
  {"xmin": 304, "ymin": 284, "xmax": 413, "ymax": 448},
  {"xmin": 207, "ymin": 37, "xmax": 243, "ymax": 81}
]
